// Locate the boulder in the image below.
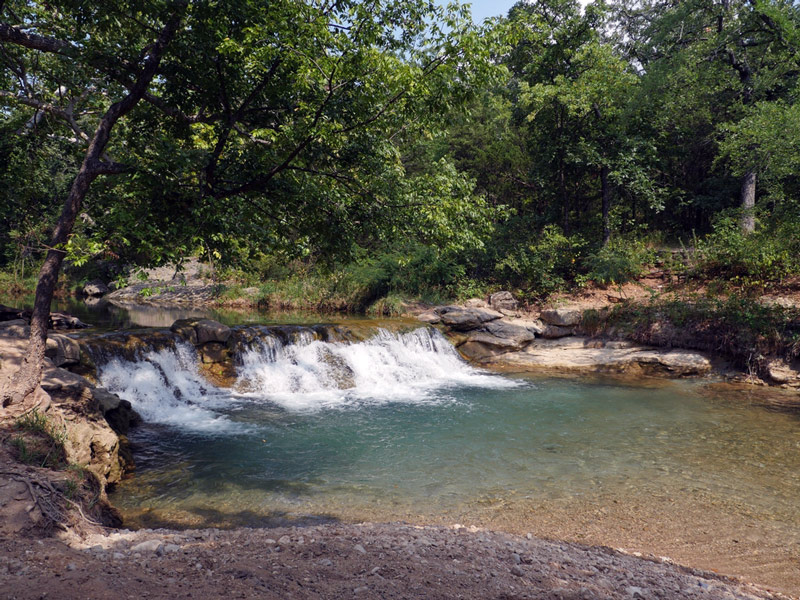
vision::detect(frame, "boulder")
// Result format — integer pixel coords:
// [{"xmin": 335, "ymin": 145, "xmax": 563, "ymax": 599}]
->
[
  {"xmin": 195, "ymin": 319, "xmax": 232, "ymax": 344},
  {"xmin": 463, "ymin": 298, "xmax": 489, "ymax": 309},
  {"xmin": 479, "ymin": 336, "xmax": 713, "ymax": 377},
  {"xmin": 92, "ymin": 388, "xmax": 142, "ymax": 434},
  {"xmin": 483, "ymin": 320, "xmax": 536, "ymax": 347},
  {"xmin": 540, "ymin": 308, "xmax": 583, "ymax": 327},
  {"xmin": 465, "ymin": 331, "xmax": 528, "ymax": 351},
  {"xmin": 489, "ymin": 291, "xmax": 518, "ymax": 312},
  {"xmin": 765, "ymin": 359, "xmax": 800, "ymax": 386},
  {"xmin": 501, "ymin": 318, "xmax": 544, "ymax": 336},
  {"xmin": 83, "ymin": 279, "xmax": 110, "ymax": 297},
  {"xmin": 435, "ymin": 306, "xmax": 502, "ymax": 331},
  {"xmin": 48, "ymin": 311, "xmax": 90, "ymax": 329},
  {"xmin": 458, "ymin": 340, "xmax": 514, "ymax": 361},
  {"xmin": 0, "ymin": 319, "xmax": 30, "ymax": 338},
  {"xmin": 170, "ymin": 318, "xmax": 199, "ymax": 345},
  {"xmin": 540, "ymin": 324, "xmax": 575, "ymax": 339},
  {"xmin": 45, "ymin": 334, "xmax": 81, "ymax": 367},
  {"xmin": 198, "ymin": 342, "xmax": 230, "ymax": 364},
  {"xmin": 417, "ymin": 311, "xmax": 441, "ymax": 325}
]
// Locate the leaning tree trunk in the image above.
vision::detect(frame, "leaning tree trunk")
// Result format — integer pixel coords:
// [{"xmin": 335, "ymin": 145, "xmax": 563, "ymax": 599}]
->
[
  {"xmin": 601, "ymin": 165, "xmax": 611, "ymax": 246},
  {"xmin": 740, "ymin": 170, "xmax": 756, "ymax": 235},
  {"xmin": 0, "ymin": 9, "xmax": 184, "ymax": 409}
]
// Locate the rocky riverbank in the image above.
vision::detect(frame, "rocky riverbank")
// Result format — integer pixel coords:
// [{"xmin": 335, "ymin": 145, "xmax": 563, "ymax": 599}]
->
[
  {"xmin": 416, "ymin": 293, "xmax": 800, "ymax": 390},
  {"xmin": 0, "ymin": 521, "xmax": 790, "ymax": 600}
]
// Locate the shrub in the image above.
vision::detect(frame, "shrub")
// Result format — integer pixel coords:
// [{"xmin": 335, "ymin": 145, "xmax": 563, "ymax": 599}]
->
[
  {"xmin": 692, "ymin": 207, "xmax": 800, "ymax": 289},
  {"xmin": 583, "ymin": 238, "xmax": 655, "ymax": 286},
  {"xmin": 494, "ymin": 225, "xmax": 585, "ymax": 297}
]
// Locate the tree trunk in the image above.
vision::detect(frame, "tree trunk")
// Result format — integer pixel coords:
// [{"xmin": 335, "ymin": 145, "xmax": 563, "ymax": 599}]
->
[
  {"xmin": 1, "ymin": 170, "xmax": 96, "ymax": 408},
  {"xmin": 601, "ymin": 165, "xmax": 611, "ymax": 246},
  {"xmin": 740, "ymin": 170, "xmax": 756, "ymax": 234},
  {"xmin": 0, "ymin": 7, "xmax": 184, "ymax": 408}
]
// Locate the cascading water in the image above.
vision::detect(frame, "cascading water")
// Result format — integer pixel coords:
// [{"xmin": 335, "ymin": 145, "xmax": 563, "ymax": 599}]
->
[
  {"xmin": 235, "ymin": 327, "xmax": 518, "ymax": 411},
  {"xmin": 96, "ymin": 341, "xmax": 238, "ymax": 432},
  {"xmin": 93, "ymin": 326, "xmax": 517, "ymax": 428}
]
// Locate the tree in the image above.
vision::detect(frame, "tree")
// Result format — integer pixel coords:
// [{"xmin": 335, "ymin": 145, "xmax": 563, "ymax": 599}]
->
[
  {"xmin": 0, "ymin": 0, "xmax": 501, "ymax": 409},
  {"xmin": 1, "ymin": 0, "xmax": 186, "ymax": 410},
  {"xmin": 615, "ymin": 0, "xmax": 800, "ymax": 234}
]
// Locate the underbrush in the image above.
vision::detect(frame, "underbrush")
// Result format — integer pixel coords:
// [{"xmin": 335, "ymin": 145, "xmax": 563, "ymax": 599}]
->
[
  {"xmin": 587, "ymin": 295, "xmax": 800, "ymax": 370},
  {"xmin": 689, "ymin": 208, "xmax": 800, "ymax": 291},
  {"xmin": 10, "ymin": 409, "xmax": 68, "ymax": 469}
]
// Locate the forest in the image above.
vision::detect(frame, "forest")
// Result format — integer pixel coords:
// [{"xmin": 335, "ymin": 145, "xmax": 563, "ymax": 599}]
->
[{"xmin": 1, "ymin": 0, "xmax": 799, "ymax": 309}]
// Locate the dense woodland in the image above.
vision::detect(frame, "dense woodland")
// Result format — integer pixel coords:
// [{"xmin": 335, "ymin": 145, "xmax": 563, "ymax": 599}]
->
[{"xmin": 1, "ymin": 0, "xmax": 800, "ymax": 308}]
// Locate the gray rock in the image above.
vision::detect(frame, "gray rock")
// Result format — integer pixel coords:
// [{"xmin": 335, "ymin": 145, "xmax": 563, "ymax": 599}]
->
[
  {"xmin": 765, "ymin": 359, "xmax": 800, "ymax": 385},
  {"xmin": 83, "ymin": 279, "xmax": 110, "ymax": 297},
  {"xmin": 463, "ymin": 298, "xmax": 489, "ymax": 309},
  {"xmin": 540, "ymin": 324, "xmax": 575, "ymax": 339},
  {"xmin": 510, "ymin": 565, "xmax": 524, "ymax": 577},
  {"xmin": 483, "ymin": 321, "xmax": 536, "ymax": 346},
  {"xmin": 170, "ymin": 319, "xmax": 199, "ymax": 345},
  {"xmin": 45, "ymin": 334, "xmax": 81, "ymax": 367},
  {"xmin": 436, "ymin": 306, "xmax": 503, "ymax": 331},
  {"xmin": 0, "ymin": 319, "xmax": 30, "ymax": 339},
  {"xmin": 92, "ymin": 388, "xmax": 141, "ymax": 434},
  {"xmin": 540, "ymin": 308, "xmax": 583, "ymax": 327},
  {"xmin": 504, "ymin": 318, "xmax": 544, "ymax": 336},
  {"xmin": 354, "ymin": 544, "xmax": 367, "ymax": 554},
  {"xmin": 130, "ymin": 540, "xmax": 164, "ymax": 554},
  {"xmin": 417, "ymin": 311, "xmax": 441, "ymax": 324},
  {"xmin": 489, "ymin": 291, "xmax": 518, "ymax": 312},
  {"xmin": 195, "ymin": 319, "xmax": 232, "ymax": 344}
]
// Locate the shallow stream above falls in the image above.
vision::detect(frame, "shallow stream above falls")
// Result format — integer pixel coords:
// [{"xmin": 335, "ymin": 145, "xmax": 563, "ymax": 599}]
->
[{"xmin": 75, "ymin": 319, "xmax": 800, "ymax": 593}]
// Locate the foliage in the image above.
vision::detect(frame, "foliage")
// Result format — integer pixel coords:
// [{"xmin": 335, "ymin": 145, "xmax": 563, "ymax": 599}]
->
[
  {"xmin": 495, "ymin": 225, "xmax": 585, "ymax": 297},
  {"xmin": 599, "ymin": 295, "xmax": 800, "ymax": 369},
  {"xmin": 692, "ymin": 207, "xmax": 800, "ymax": 289},
  {"xmin": 583, "ymin": 238, "xmax": 655, "ymax": 286},
  {"xmin": 12, "ymin": 409, "xmax": 68, "ymax": 468}
]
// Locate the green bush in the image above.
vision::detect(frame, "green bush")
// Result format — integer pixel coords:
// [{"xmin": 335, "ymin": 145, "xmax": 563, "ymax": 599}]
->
[
  {"xmin": 693, "ymin": 207, "xmax": 800, "ymax": 288},
  {"xmin": 583, "ymin": 238, "xmax": 655, "ymax": 286},
  {"xmin": 495, "ymin": 225, "xmax": 585, "ymax": 297}
]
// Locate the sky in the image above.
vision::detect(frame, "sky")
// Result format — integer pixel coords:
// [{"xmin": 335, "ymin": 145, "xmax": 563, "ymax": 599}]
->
[
  {"xmin": 450, "ymin": 0, "xmax": 591, "ymax": 23},
  {"xmin": 466, "ymin": 0, "xmax": 518, "ymax": 23}
]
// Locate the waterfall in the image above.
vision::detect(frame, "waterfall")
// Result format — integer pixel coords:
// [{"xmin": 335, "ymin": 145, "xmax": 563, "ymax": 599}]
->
[
  {"xmin": 235, "ymin": 327, "xmax": 516, "ymax": 411},
  {"xmin": 93, "ymin": 326, "xmax": 517, "ymax": 431}
]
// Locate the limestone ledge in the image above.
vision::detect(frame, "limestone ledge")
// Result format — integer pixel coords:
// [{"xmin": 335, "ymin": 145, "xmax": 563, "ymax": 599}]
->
[
  {"xmin": 0, "ymin": 331, "xmax": 140, "ymax": 496},
  {"xmin": 419, "ymin": 299, "xmax": 800, "ymax": 385}
]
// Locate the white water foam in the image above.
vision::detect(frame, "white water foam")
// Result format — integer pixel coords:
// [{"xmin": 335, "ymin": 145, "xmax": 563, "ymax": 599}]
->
[
  {"xmin": 96, "ymin": 343, "xmax": 240, "ymax": 433},
  {"xmin": 235, "ymin": 327, "xmax": 520, "ymax": 411}
]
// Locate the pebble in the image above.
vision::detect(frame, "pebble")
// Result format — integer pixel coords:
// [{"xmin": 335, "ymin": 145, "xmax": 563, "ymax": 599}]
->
[
  {"xmin": 511, "ymin": 565, "xmax": 524, "ymax": 577},
  {"xmin": 112, "ymin": 553, "xmax": 125, "ymax": 560},
  {"xmin": 318, "ymin": 559, "xmax": 333, "ymax": 567},
  {"xmin": 131, "ymin": 540, "xmax": 163, "ymax": 554},
  {"xmin": 66, "ymin": 563, "xmax": 77, "ymax": 572},
  {"xmin": 354, "ymin": 586, "xmax": 369, "ymax": 594},
  {"xmin": 354, "ymin": 544, "xmax": 366, "ymax": 554}
]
